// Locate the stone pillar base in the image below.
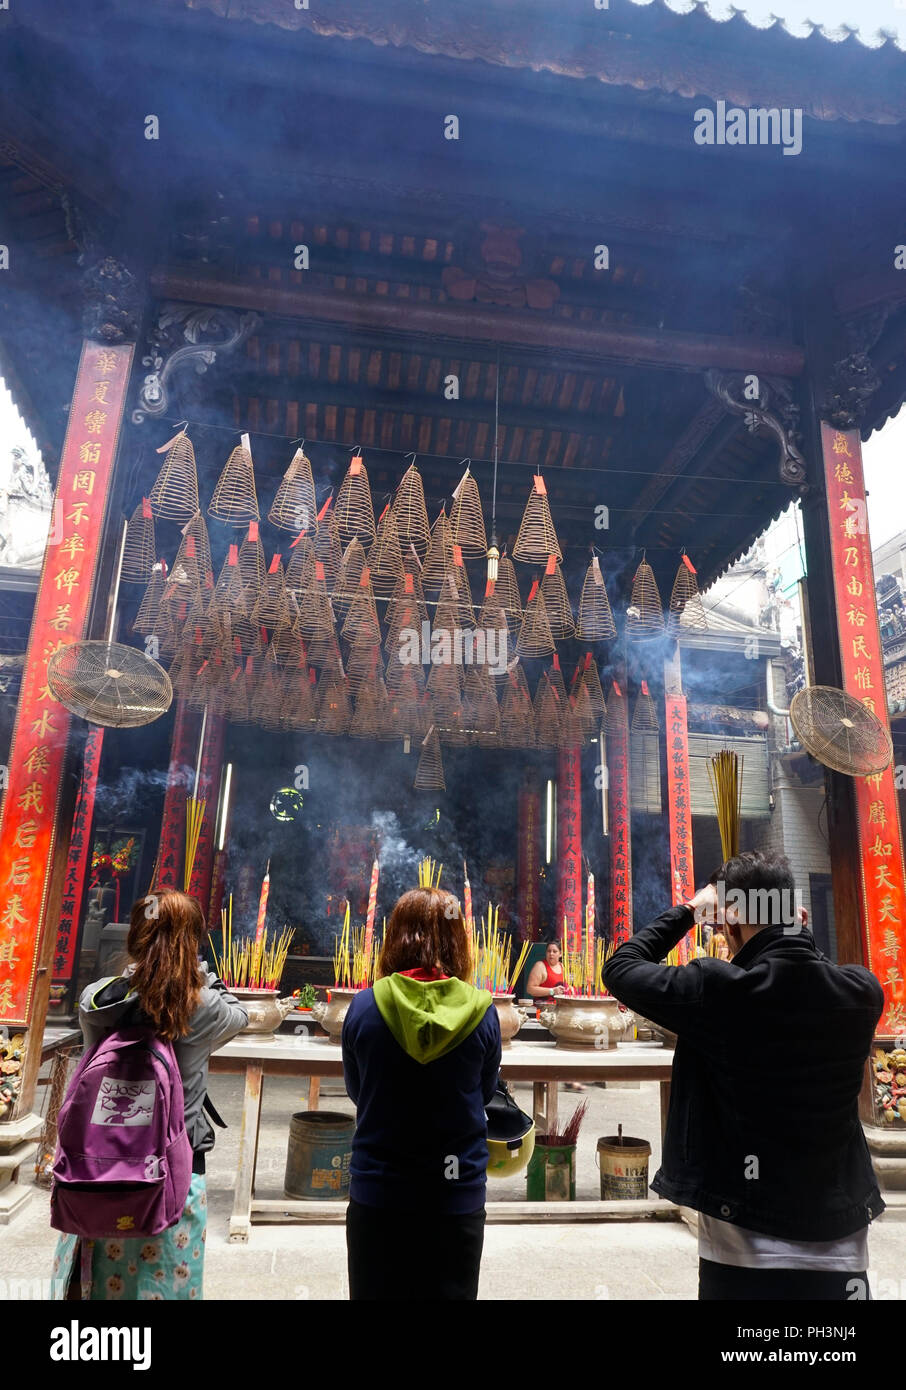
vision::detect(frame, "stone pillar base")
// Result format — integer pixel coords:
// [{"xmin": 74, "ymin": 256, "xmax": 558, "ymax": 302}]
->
[
  {"xmin": 864, "ymin": 1122, "xmax": 906, "ymax": 1191},
  {"xmin": 0, "ymin": 1113, "xmax": 42, "ymax": 1224}
]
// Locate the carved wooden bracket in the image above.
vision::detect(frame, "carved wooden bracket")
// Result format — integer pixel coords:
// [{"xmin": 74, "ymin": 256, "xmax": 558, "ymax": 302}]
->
[
  {"xmin": 704, "ymin": 369, "xmax": 806, "ymax": 488},
  {"xmin": 132, "ymin": 303, "xmax": 259, "ymax": 424}
]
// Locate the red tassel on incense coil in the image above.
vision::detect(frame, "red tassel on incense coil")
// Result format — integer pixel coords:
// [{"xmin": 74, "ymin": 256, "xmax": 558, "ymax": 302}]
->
[
  {"xmin": 285, "ymin": 531, "xmax": 316, "ymax": 593},
  {"xmin": 516, "ymin": 580, "xmax": 556, "ymax": 658},
  {"xmin": 578, "ymin": 652, "xmax": 606, "ymax": 723},
  {"xmin": 571, "ymin": 677, "xmax": 597, "ymax": 739},
  {"xmin": 414, "ymin": 726, "xmax": 445, "ymax": 791},
  {"xmin": 213, "ymin": 543, "xmax": 249, "ymax": 618},
  {"xmin": 209, "ymin": 435, "xmax": 260, "ymax": 525},
  {"xmin": 392, "ymin": 461, "xmax": 431, "ymax": 557},
  {"xmin": 626, "ymin": 557, "xmax": 665, "ymax": 640},
  {"xmin": 449, "ymin": 466, "xmax": 487, "ymax": 558},
  {"xmin": 238, "ymin": 521, "xmax": 267, "ymax": 597},
  {"xmin": 494, "ymin": 552, "xmax": 523, "ymax": 630},
  {"xmin": 385, "ymin": 570, "xmax": 429, "ymax": 653},
  {"xmin": 313, "ymin": 497, "xmax": 343, "ymax": 590},
  {"xmin": 366, "ymin": 503, "xmax": 404, "ymax": 598},
  {"xmin": 251, "ymin": 554, "xmax": 292, "ymax": 628},
  {"xmin": 334, "ymin": 451, "xmax": 376, "ymax": 545},
  {"xmin": 444, "ymin": 545, "xmax": 476, "ymax": 625},
  {"xmin": 604, "ymin": 679, "xmax": 630, "ymax": 733},
  {"xmin": 539, "ymin": 554, "xmax": 575, "ymax": 640},
  {"xmin": 331, "ymin": 538, "xmax": 368, "ymax": 619},
  {"xmin": 422, "ymin": 506, "xmax": 455, "ymax": 596},
  {"xmin": 227, "ymin": 658, "xmax": 252, "ymax": 725},
  {"xmin": 341, "ymin": 566, "xmax": 381, "ymax": 645},
  {"xmin": 668, "ymin": 553, "xmax": 708, "ymax": 633},
  {"xmin": 133, "ymin": 561, "xmax": 168, "ymax": 634},
  {"xmin": 316, "ymin": 668, "xmax": 352, "ymax": 735},
  {"xmin": 295, "ymin": 560, "xmax": 337, "ymax": 642},
  {"xmin": 632, "ymin": 678, "xmax": 659, "ymax": 732},
  {"xmin": 269, "ymin": 447, "xmax": 317, "ymax": 534},
  {"xmin": 122, "ymin": 498, "xmax": 156, "ymax": 582},
  {"xmin": 149, "ymin": 430, "xmax": 199, "ymax": 523},
  {"xmin": 547, "ymin": 653, "xmax": 568, "ymax": 706},
  {"xmin": 513, "ymin": 473, "xmax": 562, "ymax": 564},
  {"xmin": 577, "ymin": 555, "xmax": 617, "ymax": 640}
]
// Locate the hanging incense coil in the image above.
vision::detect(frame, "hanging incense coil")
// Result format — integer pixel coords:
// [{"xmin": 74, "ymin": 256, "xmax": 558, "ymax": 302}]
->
[
  {"xmin": 445, "ymin": 549, "xmax": 476, "ymax": 626},
  {"xmin": 422, "ymin": 507, "xmax": 455, "ymax": 597},
  {"xmin": 463, "ymin": 666, "xmax": 500, "ymax": 746},
  {"xmin": 334, "ymin": 452, "xmax": 376, "ymax": 545},
  {"xmin": 149, "ymin": 431, "xmax": 199, "ymax": 523},
  {"xmin": 414, "ymin": 727, "xmax": 445, "ymax": 790},
  {"xmin": 238, "ymin": 523, "xmax": 267, "ymax": 598},
  {"xmin": 270, "ymin": 621, "xmax": 304, "ymax": 667},
  {"xmin": 250, "ymin": 647, "xmax": 284, "ymax": 729},
  {"xmin": 331, "ymin": 539, "xmax": 368, "ymax": 619},
  {"xmin": 475, "ymin": 584, "xmax": 515, "ymax": 672},
  {"xmin": 227, "ymin": 659, "xmax": 252, "ymax": 724},
  {"xmin": 208, "ymin": 438, "xmax": 260, "ymax": 525},
  {"xmin": 269, "ymin": 447, "xmax": 317, "ymax": 534},
  {"xmin": 427, "ymin": 658, "xmax": 463, "ymax": 724},
  {"xmin": 313, "ymin": 502, "xmax": 343, "ymax": 590},
  {"xmin": 306, "ymin": 626, "xmax": 342, "ymax": 670},
  {"xmin": 122, "ymin": 499, "xmax": 156, "ymax": 582},
  {"xmin": 533, "ymin": 672, "xmax": 563, "ymax": 747},
  {"xmin": 558, "ymin": 699, "xmax": 586, "ymax": 748},
  {"xmin": 345, "ymin": 639, "xmax": 384, "ymax": 697},
  {"xmin": 212, "ymin": 544, "xmax": 248, "ymax": 619},
  {"xmin": 393, "ymin": 461, "xmax": 431, "ymax": 557},
  {"xmin": 449, "ymin": 467, "xmax": 487, "ymax": 558},
  {"xmin": 513, "ymin": 473, "xmax": 561, "ymax": 564},
  {"xmin": 499, "ymin": 670, "xmax": 535, "ymax": 748},
  {"xmin": 547, "ymin": 656, "xmax": 568, "ymax": 707},
  {"xmin": 295, "ymin": 563, "xmax": 337, "ymax": 642},
  {"xmin": 285, "ymin": 532, "xmax": 316, "ymax": 593},
  {"xmin": 631, "ymin": 680, "xmax": 659, "ymax": 733},
  {"xmin": 341, "ymin": 569, "xmax": 381, "ymax": 646},
  {"xmin": 279, "ymin": 660, "xmax": 316, "ymax": 729},
  {"xmin": 184, "ymin": 511, "xmax": 213, "ymax": 581},
  {"xmin": 570, "ymin": 679, "xmax": 597, "ymax": 740},
  {"xmin": 604, "ymin": 682, "xmax": 629, "ymax": 734},
  {"xmin": 626, "ymin": 558, "xmax": 665, "ymax": 640},
  {"xmin": 167, "ymin": 527, "xmax": 203, "ymax": 600},
  {"xmin": 388, "ymin": 667, "xmax": 429, "ymax": 737},
  {"xmin": 385, "ymin": 645, "xmax": 426, "ymax": 697},
  {"xmin": 316, "ymin": 669, "xmax": 352, "ymax": 734},
  {"xmin": 577, "ymin": 655, "xmax": 605, "ymax": 723},
  {"xmin": 385, "ymin": 571, "xmax": 429, "ymax": 654},
  {"xmin": 577, "ymin": 556, "xmax": 617, "ymax": 641},
  {"xmin": 539, "ymin": 557, "xmax": 576, "ymax": 640},
  {"xmin": 668, "ymin": 553, "xmax": 708, "ymax": 633},
  {"xmin": 251, "ymin": 557, "xmax": 292, "ymax": 629},
  {"xmin": 516, "ymin": 584, "xmax": 556, "ymax": 658},
  {"xmin": 494, "ymin": 553, "xmax": 523, "ymax": 630},
  {"xmin": 350, "ymin": 670, "xmax": 392, "ymax": 739},
  {"xmin": 133, "ymin": 563, "xmax": 168, "ymax": 634},
  {"xmin": 366, "ymin": 504, "xmax": 404, "ymax": 598}
]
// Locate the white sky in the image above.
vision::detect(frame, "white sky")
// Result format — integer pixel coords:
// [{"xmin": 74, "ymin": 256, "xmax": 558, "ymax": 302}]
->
[
  {"xmin": 864, "ymin": 410, "xmax": 906, "ymax": 550},
  {"xmin": 656, "ymin": 0, "xmax": 904, "ymax": 39}
]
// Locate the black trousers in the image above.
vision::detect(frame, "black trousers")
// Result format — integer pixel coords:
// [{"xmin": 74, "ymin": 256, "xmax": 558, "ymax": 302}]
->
[
  {"xmin": 346, "ymin": 1198, "xmax": 485, "ymax": 1300},
  {"xmin": 699, "ymin": 1257, "xmax": 870, "ymax": 1301}
]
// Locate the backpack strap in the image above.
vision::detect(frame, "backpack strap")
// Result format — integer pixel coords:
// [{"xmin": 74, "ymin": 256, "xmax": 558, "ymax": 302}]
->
[{"xmin": 203, "ymin": 1093, "xmax": 227, "ymax": 1128}]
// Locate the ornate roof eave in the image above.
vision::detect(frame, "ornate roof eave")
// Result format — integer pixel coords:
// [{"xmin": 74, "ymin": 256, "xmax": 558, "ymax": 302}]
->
[{"xmin": 158, "ymin": 0, "xmax": 906, "ymax": 124}]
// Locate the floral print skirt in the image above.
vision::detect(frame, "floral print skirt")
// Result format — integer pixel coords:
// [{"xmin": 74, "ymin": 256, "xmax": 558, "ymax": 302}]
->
[{"xmin": 52, "ymin": 1173, "xmax": 207, "ymax": 1301}]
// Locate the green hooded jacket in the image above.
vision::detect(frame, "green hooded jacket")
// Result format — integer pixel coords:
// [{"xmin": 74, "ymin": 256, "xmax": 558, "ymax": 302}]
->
[{"xmin": 372, "ymin": 973, "xmax": 493, "ymax": 1065}]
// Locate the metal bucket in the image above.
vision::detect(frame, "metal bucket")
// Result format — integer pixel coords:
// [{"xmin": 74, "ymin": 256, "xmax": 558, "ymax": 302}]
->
[
  {"xmin": 284, "ymin": 1111, "xmax": 354, "ymax": 1200},
  {"xmin": 525, "ymin": 1142, "xmax": 576, "ymax": 1201},
  {"xmin": 596, "ymin": 1134, "xmax": 651, "ymax": 1199}
]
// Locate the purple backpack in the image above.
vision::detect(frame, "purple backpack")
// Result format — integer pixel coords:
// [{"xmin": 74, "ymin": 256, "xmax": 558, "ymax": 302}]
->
[{"xmin": 51, "ymin": 1027, "xmax": 192, "ymax": 1240}]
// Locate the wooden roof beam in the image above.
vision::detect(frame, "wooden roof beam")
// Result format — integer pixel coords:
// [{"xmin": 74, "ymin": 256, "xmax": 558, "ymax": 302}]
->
[{"xmin": 152, "ymin": 270, "xmax": 805, "ymax": 377}]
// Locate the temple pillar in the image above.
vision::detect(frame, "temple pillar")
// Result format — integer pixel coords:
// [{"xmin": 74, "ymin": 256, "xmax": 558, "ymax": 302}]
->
[
  {"xmin": 555, "ymin": 746, "xmax": 582, "ymax": 950},
  {"xmin": 515, "ymin": 770, "xmax": 541, "ymax": 942}
]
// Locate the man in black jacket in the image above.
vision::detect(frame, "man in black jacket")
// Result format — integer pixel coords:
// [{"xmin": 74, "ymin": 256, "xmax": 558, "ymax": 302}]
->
[{"xmin": 602, "ymin": 850, "xmax": 884, "ymax": 1301}]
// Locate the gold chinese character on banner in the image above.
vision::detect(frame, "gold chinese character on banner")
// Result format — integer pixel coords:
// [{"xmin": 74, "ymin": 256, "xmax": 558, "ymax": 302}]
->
[
  {"xmin": 877, "ymin": 864, "xmax": 897, "ymax": 891},
  {"xmin": 59, "ymin": 534, "xmax": 86, "ymax": 561},
  {"xmin": 852, "ymin": 636, "xmax": 873, "ymax": 660},
  {"xmin": 854, "ymin": 666, "xmax": 873, "ymax": 690},
  {"xmin": 7, "ymin": 858, "xmax": 30, "ymax": 888},
  {"xmin": 869, "ymin": 800, "xmax": 888, "ymax": 826},
  {"xmin": 865, "ymin": 771, "xmax": 884, "ymax": 793},
  {"xmin": 91, "ymin": 380, "xmax": 111, "ymax": 404},
  {"xmin": 73, "ymin": 469, "xmax": 96, "ymax": 493},
  {"xmin": 832, "ymin": 432, "xmax": 854, "ymax": 458},
  {"xmin": 42, "ymin": 639, "xmax": 67, "ymax": 665},
  {"xmin": 0, "ymin": 937, "xmax": 20, "ymax": 970},
  {"xmin": 78, "ymin": 443, "xmax": 100, "ymax": 467},
  {"xmin": 846, "ymin": 606, "xmax": 867, "ymax": 627},
  {"xmin": 834, "ymin": 461, "xmax": 855, "ymax": 483},
  {"xmin": 48, "ymin": 605, "xmax": 72, "ymax": 631},
  {"xmin": 30, "ymin": 708, "xmax": 58, "ymax": 738},
  {"xmin": 882, "ymin": 929, "xmax": 900, "ymax": 960},
  {"xmin": 1, "ymin": 897, "xmax": 28, "ymax": 931},
  {"xmin": 83, "ymin": 410, "xmax": 107, "ymax": 435},
  {"xmin": 862, "ymin": 696, "xmax": 876, "ymax": 713},
  {"xmin": 846, "ymin": 576, "xmax": 864, "ymax": 597},
  {"xmin": 54, "ymin": 568, "xmax": 80, "ymax": 595},
  {"xmin": 24, "ymin": 745, "xmax": 50, "ymax": 775},
  {"xmin": 17, "ymin": 781, "xmax": 44, "ymax": 814},
  {"xmin": 880, "ymin": 896, "xmax": 901, "ymax": 925},
  {"xmin": 95, "ymin": 350, "xmax": 118, "ymax": 376},
  {"xmin": 0, "ymin": 981, "xmax": 14, "ymax": 1013},
  {"xmin": 843, "ymin": 515, "xmax": 859, "ymax": 538},
  {"xmin": 884, "ymin": 965, "xmax": 903, "ymax": 988},
  {"xmin": 66, "ymin": 503, "xmax": 90, "ymax": 527},
  {"xmin": 13, "ymin": 820, "xmax": 38, "ymax": 849},
  {"xmin": 871, "ymin": 835, "xmax": 893, "ymax": 858},
  {"xmin": 844, "ymin": 546, "xmax": 859, "ymax": 567}
]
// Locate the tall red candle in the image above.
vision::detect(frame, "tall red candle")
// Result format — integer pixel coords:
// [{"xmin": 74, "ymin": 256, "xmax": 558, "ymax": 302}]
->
[{"xmin": 254, "ymin": 861, "xmax": 270, "ymax": 946}]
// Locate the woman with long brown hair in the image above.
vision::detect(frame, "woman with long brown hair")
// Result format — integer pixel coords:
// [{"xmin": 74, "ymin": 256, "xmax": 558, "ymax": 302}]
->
[
  {"xmin": 341, "ymin": 886, "xmax": 501, "ymax": 1301},
  {"xmin": 51, "ymin": 890, "xmax": 247, "ymax": 1301}
]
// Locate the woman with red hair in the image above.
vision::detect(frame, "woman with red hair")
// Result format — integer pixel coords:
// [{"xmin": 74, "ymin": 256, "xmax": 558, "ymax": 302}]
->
[{"xmin": 342, "ymin": 887, "xmax": 501, "ymax": 1301}]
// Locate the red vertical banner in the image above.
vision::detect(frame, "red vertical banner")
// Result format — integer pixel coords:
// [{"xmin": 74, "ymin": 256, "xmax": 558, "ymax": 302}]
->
[
  {"xmin": 0, "ymin": 341, "xmax": 133, "ymax": 1027},
  {"xmin": 556, "ymin": 746, "xmax": 583, "ymax": 951},
  {"xmin": 152, "ymin": 698, "xmax": 198, "ymax": 892},
  {"xmin": 188, "ymin": 713, "xmax": 226, "ymax": 916},
  {"xmin": 822, "ymin": 422, "xmax": 906, "ymax": 1036},
  {"xmin": 606, "ymin": 683, "xmax": 632, "ymax": 945},
  {"xmin": 208, "ymin": 850, "xmax": 228, "ymax": 934},
  {"xmin": 516, "ymin": 776, "xmax": 541, "ymax": 942},
  {"xmin": 665, "ymin": 692, "xmax": 696, "ymax": 963},
  {"xmin": 53, "ymin": 726, "xmax": 104, "ymax": 984}
]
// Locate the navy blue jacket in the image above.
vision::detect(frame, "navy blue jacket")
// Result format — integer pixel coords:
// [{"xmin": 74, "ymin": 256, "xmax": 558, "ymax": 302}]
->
[{"xmin": 342, "ymin": 988, "xmax": 502, "ymax": 1214}]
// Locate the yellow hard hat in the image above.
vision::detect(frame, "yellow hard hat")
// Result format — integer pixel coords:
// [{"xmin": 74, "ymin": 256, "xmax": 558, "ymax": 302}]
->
[{"xmin": 486, "ymin": 1080, "xmax": 536, "ymax": 1179}]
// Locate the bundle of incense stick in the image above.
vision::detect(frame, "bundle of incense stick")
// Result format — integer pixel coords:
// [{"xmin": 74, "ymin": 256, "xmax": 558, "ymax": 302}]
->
[
  {"xmin": 560, "ymin": 923, "xmax": 617, "ymax": 997},
  {"xmin": 417, "ymin": 856, "xmax": 443, "ymax": 889},
  {"xmin": 331, "ymin": 902, "xmax": 380, "ymax": 989},
  {"xmin": 543, "ymin": 1098, "xmax": 589, "ymax": 1146},
  {"xmin": 184, "ymin": 796, "xmax": 206, "ymax": 890},
  {"xmin": 707, "ymin": 748, "xmax": 743, "ymax": 860},
  {"xmin": 212, "ymin": 895, "xmax": 293, "ymax": 990},
  {"xmin": 471, "ymin": 905, "xmax": 532, "ymax": 995}
]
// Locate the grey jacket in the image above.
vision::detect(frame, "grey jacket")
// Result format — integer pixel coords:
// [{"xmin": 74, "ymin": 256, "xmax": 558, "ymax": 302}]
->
[{"xmin": 79, "ymin": 965, "xmax": 247, "ymax": 1154}]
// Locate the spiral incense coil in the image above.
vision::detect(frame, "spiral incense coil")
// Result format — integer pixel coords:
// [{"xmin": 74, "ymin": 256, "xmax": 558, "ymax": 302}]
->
[
  {"xmin": 316, "ymin": 670, "xmax": 352, "ymax": 734},
  {"xmin": 149, "ymin": 431, "xmax": 199, "ymax": 524},
  {"xmin": 133, "ymin": 564, "xmax": 168, "ymax": 634},
  {"xmin": 604, "ymin": 682, "xmax": 629, "ymax": 733},
  {"xmin": 278, "ymin": 662, "xmax": 316, "ymax": 730},
  {"xmin": 213, "ymin": 544, "xmax": 250, "ymax": 617},
  {"xmin": 385, "ymin": 646, "xmax": 426, "ymax": 697},
  {"xmin": 577, "ymin": 556, "xmax": 617, "ymax": 640},
  {"xmin": 414, "ymin": 727, "xmax": 445, "ymax": 790},
  {"xmin": 631, "ymin": 680, "xmax": 659, "ymax": 732},
  {"xmin": 341, "ymin": 571, "xmax": 381, "ymax": 646},
  {"xmin": 539, "ymin": 557, "xmax": 576, "ymax": 641},
  {"xmin": 463, "ymin": 666, "xmax": 500, "ymax": 745},
  {"xmin": 513, "ymin": 474, "xmax": 562, "ymax": 564},
  {"xmin": 306, "ymin": 627, "xmax": 343, "ymax": 670},
  {"xmin": 516, "ymin": 585, "xmax": 556, "ymax": 658},
  {"xmin": 331, "ymin": 538, "xmax": 368, "ymax": 619},
  {"xmin": 313, "ymin": 505, "xmax": 343, "ymax": 590},
  {"xmin": 251, "ymin": 557, "xmax": 292, "ymax": 629},
  {"xmin": 384, "ymin": 571, "xmax": 429, "ymax": 653},
  {"xmin": 366, "ymin": 505, "xmax": 404, "ymax": 598},
  {"xmin": 335, "ymin": 452, "xmax": 376, "ymax": 545},
  {"xmin": 121, "ymin": 499, "xmax": 156, "ymax": 583},
  {"xmin": 270, "ymin": 621, "xmax": 304, "ymax": 666},
  {"xmin": 345, "ymin": 639, "xmax": 384, "ymax": 696},
  {"xmin": 475, "ymin": 589, "xmax": 515, "ymax": 672},
  {"xmin": 285, "ymin": 532, "xmax": 317, "ymax": 593},
  {"xmin": 499, "ymin": 674, "xmax": 535, "ymax": 747},
  {"xmin": 421, "ymin": 507, "xmax": 455, "ymax": 596},
  {"xmin": 441, "ymin": 557, "xmax": 476, "ymax": 629},
  {"xmin": 392, "ymin": 462, "xmax": 431, "ymax": 557},
  {"xmin": 626, "ymin": 559, "xmax": 665, "ymax": 640},
  {"xmin": 668, "ymin": 554, "xmax": 708, "ymax": 633},
  {"xmin": 571, "ymin": 678, "xmax": 598, "ymax": 738},
  {"xmin": 449, "ymin": 467, "xmax": 487, "ymax": 557},
  {"xmin": 495, "ymin": 553, "xmax": 523, "ymax": 630},
  {"xmin": 295, "ymin": 569, "xmax": 337, "ymax": 643},
  {"xmin": 438, "ymin": 711, "xmax": 469, "ymax": 747},
  {"xmin": 208, "ymin": 440, "xmax": 260, "ymax": 525},
  {"xmin": 533, "ymin": 672, "xmax": 563, "ymax": 747},
  {"xmin": 578, "ymin": 656, "xmax": 606, "ymax": 721},
  {"xmin": 228, "ymin": 659, "xmax": 253, "ymax": 724},
  {"xmin": 427, "ymin": 659, "xmax": 463, "ymax": 723},
  {"xmin": 269, "ymin": 448, "xmax": 317, "ymax": 534},
  {"xmin": 237, "ymin": 523, "xmax": 267, "ymax": 597}
]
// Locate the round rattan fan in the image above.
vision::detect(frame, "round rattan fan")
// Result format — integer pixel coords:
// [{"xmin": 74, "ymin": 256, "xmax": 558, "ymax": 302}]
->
[
  {"xmin": 789, "ymin": 686, "xmax": 893, "ymax": 776},
  {"xmin": 47, "ymin": 641, "xmax": 173, "ymax": 728}
]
